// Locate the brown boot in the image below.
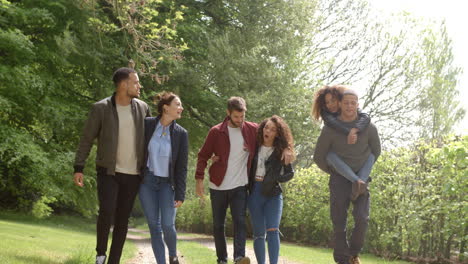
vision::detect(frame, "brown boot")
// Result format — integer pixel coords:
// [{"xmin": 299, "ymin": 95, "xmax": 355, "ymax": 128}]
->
[{"xmin": 349, "ymin": 255, "xmax": 362, "ymax": 264}]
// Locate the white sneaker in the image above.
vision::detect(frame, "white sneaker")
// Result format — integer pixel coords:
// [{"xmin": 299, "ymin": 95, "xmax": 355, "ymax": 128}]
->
[{"xmin": 95, "ymin": 255, "xmax": 106, "ymax": 264}]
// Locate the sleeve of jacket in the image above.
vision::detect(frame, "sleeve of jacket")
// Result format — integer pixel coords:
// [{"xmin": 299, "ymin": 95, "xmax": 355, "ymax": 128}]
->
[
  {"xmin": 368, "ymin": 123, "xmax": 381, "ymax": 161},
  {"xmin": 277, "ymin": 163, "xmax": 294, "ymax": 183},
  {"xmin": 145, "ymin": 103, "xmax": 151, "ymax": 117},
  {"xmin": 73, "ymin": 104, "xmax": 102, "ymax": 173},
  {"xmin": 322, "ymin": 111, "xmax": 350, "ymax": 135},
  {"xmin": 313, "ymin": 127, "xmax": 332, "ymax": 173},
  {"xmin": 355, "ymin": 110, "xmax": 371, "ymax": 132},
  {"xmin": 174, "ymin": 128, "xmax": 189, "ymax": 202},
  {"xmin": 195, "ymin": 128, "xmax": 216, "ymax": 180}
]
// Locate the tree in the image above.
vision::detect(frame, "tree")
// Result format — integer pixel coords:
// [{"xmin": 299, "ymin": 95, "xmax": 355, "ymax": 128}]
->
[
  {"xmin": 416, "ymin": 22, "xmax": 465, "ymax": 140},
  {"xmin": 302, "ymin": 0, "xmax": 464, "ymax": 149}
]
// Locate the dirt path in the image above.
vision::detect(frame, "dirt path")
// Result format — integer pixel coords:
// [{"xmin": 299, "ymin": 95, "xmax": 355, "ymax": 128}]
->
[
  {"xmin": 178, "ymin": 233, "xmax": 302, "ymax": 264},
  {"xmin": 126, "ymin": 228, "xmax": 187, "ymax": 264},
  {"xmin": 126, "ymin": 229, "xmax": 301, "ymax": 264}
]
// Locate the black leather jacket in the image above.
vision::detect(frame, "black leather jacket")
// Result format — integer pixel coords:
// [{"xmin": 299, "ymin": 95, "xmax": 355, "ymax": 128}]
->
[{"xmin": 248, "ymin": 147, "xmax": 294, "ymax": 197}]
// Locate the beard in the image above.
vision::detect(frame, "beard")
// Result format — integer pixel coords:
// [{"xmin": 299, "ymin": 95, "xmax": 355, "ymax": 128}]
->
[
  {"xmin": 230, "ymin": 119, "xmax": 241, "ymax": 128},
  {"xmin": 127, "ymin": 90, "xmax": 139, "ymax": 98}
]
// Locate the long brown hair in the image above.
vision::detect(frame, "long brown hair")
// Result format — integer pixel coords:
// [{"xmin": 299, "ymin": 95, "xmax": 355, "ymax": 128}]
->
[
  {"xmin": 311, "ymin": 85, "xmax": 347, "ymax": 121},
  {"xmin": 257, "ymin": 115, "xmax": 296, "ymax": 163}
]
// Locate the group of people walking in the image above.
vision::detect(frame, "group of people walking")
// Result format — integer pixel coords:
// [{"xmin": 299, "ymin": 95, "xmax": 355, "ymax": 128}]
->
[{"xmin": 73, "ymin": 67, "xmax": 381, "ymax": 264}]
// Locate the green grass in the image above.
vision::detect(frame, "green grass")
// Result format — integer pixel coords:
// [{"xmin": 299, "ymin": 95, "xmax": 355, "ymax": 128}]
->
[
  {"xmin": 245, "ymin": 239, "xmax": 412, "ymax": 264},
  {"xmin": 177, "ymin": 239, "xmax": 217, "ymax": 264},
  {"xmin": 0, "ymin": 211, "xmax": 136, "ymax": 264}
]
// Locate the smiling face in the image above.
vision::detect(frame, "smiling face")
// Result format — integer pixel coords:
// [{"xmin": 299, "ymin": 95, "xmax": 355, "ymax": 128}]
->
[
  {"xmin": 339, "ymin": 94, "xmax": 359, "ymax": 121},
  {"xmin": 262, "ymin": 120, "xmax": 278, "ymax": 147},
  {"xmin": 325, "ymin": 92, "xmax": 339, "ymax": 113},
  {"xmin": 163, "ymin": 96, "xmax": 184, "ymax": 120}
]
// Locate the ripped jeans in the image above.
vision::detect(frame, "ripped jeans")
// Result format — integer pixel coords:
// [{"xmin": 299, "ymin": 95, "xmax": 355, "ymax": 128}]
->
[{"xmin": 247, "ymin": 182, "xmax": 283, "ymax": 264}]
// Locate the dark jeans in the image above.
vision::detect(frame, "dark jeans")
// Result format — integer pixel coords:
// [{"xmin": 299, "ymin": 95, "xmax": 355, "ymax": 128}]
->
[
  {"xmin": 96, "ymin": 169, "xmax": 141, "ymax": 264},
  {"xmin": 210, "ymin": 186, "xmax": 248, "ymax": 262},
  {"xmin": 329, "ymin": 175, "xmax": 370, "ymax": 264}
]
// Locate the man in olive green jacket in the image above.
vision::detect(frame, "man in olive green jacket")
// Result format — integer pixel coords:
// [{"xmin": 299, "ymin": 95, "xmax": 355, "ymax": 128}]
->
[
  {"xmin": 73, "ymin": 67, "xmax": 150, "ymax": 264},
  {"xmin": 314, "ymin": 89, "xmax": 381, "ymax": 264}
]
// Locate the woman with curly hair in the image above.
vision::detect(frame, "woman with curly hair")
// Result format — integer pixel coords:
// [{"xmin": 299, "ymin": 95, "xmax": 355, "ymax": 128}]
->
[{"xmin": 247, "ymin": 115, "xmax": 296, "ymax": 264}]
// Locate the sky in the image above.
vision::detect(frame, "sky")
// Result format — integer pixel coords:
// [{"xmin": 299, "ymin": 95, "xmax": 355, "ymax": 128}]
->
[{"xmin": 368, "ymin": 0, "xmax": 468, "ymax": 134}]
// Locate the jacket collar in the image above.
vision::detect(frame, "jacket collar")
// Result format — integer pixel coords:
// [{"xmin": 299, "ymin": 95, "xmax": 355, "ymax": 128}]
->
[
  {"xmin": 155, "ymin": 115, "xmax": 176, "ymax": 131},
  {"xmin": 110, "ymin": 92, "xmax": 136, "ymax": 108}
]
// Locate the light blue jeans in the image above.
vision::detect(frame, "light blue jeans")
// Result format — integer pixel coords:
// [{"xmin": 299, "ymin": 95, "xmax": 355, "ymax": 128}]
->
[
  {"xmin": 139, "ymin": 170, "xmax": 177, "ymax": 264},
  {"xmin": 326, "ymin": 152, "xmax": 375, "ymax": 183},
  {"xmin": 248, "ymin": 182, "xmax": 283, "ymax": 264}
]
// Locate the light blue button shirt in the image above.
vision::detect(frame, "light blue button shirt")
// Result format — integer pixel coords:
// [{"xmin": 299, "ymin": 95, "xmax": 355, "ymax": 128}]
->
[{"xmin": 147, "ymin": 122, "xmax": 172, "ymax": 177}]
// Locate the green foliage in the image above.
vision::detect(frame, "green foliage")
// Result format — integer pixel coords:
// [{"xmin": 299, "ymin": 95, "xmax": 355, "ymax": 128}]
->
[
  {"xmin": 31, "ymin": 196, "xmax": 56, "ymax": 219},
  {"xmin": 369, "ymin": 135, "xmax": 467, "ymax": 262}
]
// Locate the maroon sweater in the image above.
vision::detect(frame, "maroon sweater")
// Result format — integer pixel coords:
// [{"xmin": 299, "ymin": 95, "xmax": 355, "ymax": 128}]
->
[{"xmin": 195, "ymin": 116, "xmax": 258, "ymax": 186}]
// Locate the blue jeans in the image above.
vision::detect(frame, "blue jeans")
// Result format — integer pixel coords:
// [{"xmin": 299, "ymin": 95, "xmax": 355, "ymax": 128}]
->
[
  {"xmin": 139, "ymin": 170, "xmax": 177, "ymax": 264},
  {"xmin": 326, "ymin": 152, "xmax": 375, "ymax": 183},
  {"xmin": 248, "ymin": 182, "xmax": 283, "ymax": 264}
]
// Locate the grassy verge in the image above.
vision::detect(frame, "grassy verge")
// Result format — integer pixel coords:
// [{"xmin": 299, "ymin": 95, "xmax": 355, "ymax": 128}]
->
[
  {"xmin": 0, "ymin": 211, "xmax": 136, "ymax": 264},
  {"xmin": 244, "ymin": 239, "xmax": 412, "ymax": 264},
  {"xmin": 177, "ymin": 239, "xmax": 217, "ymax": 264}
]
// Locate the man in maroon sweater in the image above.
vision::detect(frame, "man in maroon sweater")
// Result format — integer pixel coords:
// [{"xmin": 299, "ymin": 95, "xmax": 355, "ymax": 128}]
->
[{"xmin": 195, "ymin": 97, "xmax": 256, "ymax": 264}]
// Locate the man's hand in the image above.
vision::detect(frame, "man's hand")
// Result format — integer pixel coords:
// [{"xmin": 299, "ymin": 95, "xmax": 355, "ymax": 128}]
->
[
  {"xmin": 174, "ymin": 200, "xmax": 183, "ymax": 208},
  {"xmin": 347, "ymin": 128, "xmax": 358, "ymax": 144},
  {"xmin": 196, "ymin": 179, "xmax": 205, "ymax": 198},
  {"xmin": 281, "ymin": 148, "xmax": 294, "ymax": 165},
  {"xmin": 73, "ymin": 172, "xmax": 84, "ymax": 187}
]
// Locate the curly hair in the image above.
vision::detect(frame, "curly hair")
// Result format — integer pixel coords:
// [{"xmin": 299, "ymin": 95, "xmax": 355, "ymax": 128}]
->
[
  {"xmin": 153, "ymin": 91, "xmax": 178, "ymax": 116},
  {"xmin": 257, "ymin": 115, "xmax": 296, "ymax": 163},
  {"xmin": 311, "ymin": 85, "xmax": 348, "ymax": 121}
]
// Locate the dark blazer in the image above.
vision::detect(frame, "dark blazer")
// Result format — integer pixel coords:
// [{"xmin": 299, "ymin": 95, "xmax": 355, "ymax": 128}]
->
[
  {"xmin": 143, "ymin": 116, "xmax": 189, "ymax": 202},
  {"xmin": 248, "ymin": 147, "xmax": 294, "ymax": 197}
]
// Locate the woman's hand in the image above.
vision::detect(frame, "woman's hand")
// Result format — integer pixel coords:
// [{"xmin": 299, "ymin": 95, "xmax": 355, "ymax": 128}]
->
[
  {"xmin": 174, "ymin": 200, "xmax": 183, "ymax": 208},
  {"xmin": 347, "ymin": 128, "xmax": 358, "ymax": 144}
]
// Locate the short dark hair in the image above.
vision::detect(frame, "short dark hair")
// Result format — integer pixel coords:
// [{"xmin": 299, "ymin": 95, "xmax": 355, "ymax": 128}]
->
[
  {"xmin": 227, "ymin": 96, "xmax": 247, "ymax": 112},
  {"xmin": 154, "ymin": 91, "xmax": 178, "ymax": 116},
  {"xmin": 112, "ymin": 67, "xmax": 136, "ymax": 87}
]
